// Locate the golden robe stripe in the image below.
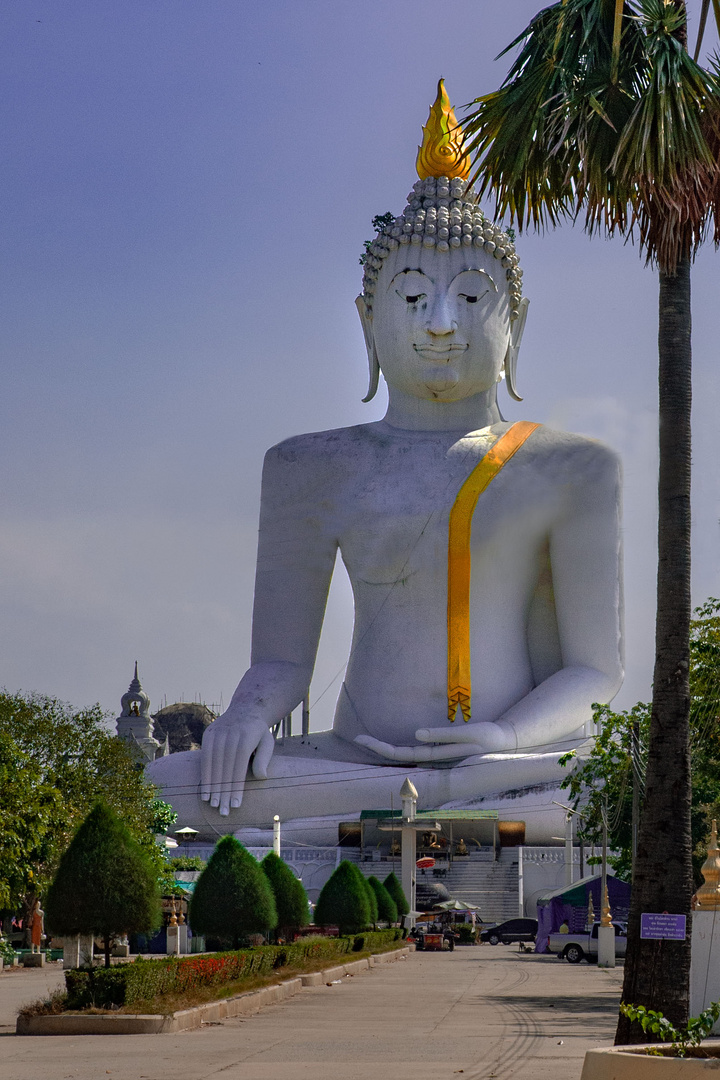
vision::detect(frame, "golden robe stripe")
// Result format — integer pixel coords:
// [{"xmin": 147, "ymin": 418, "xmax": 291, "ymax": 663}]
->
[{"xmin": 447, "ymin": 421, "xmax": 540, "ymax": 721}]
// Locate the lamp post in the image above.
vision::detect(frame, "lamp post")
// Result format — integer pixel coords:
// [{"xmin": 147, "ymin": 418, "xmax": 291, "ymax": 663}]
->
[
  {"xmin": 400, "ymin": 778, "xmax": 418, "ymax": 928},
  {"xmin": 273, "ymin": 815, "xmax": 281, "ymax": 856}
]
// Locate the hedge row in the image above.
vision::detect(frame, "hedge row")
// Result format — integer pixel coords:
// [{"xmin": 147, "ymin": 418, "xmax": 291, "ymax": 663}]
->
[{"xmin": 64, "ymin": 929, "xmax": 404, "ymax": 1010}]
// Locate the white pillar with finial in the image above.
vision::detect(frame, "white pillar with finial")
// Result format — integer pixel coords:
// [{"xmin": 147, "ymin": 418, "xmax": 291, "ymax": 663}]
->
[
  {"xmin": 597, "ymin": 882, "xmax": 615, "ymax": 967},
  {"xmin": 597, "ymin": 802, "xmax": 615, "ymax": 967},
  {"xmin": 690, "ymin": 820, "xmax": 720, "ymax": 1029},
  {"xmin": 400, "ymin": 778, "xmax": 418, "ymax": 929}
]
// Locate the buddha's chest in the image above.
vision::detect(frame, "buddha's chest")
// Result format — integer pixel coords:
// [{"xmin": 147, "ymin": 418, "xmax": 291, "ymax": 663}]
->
[{"xmin": 335, "ymin": 442, "xmax": 558, "ymax": 584}]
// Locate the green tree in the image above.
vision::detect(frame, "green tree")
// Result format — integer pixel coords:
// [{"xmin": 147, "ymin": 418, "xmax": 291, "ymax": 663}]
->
[
  {"xmin": 0, "ymin": 733, "xmax": 60, "ymax": 911},
  {"xmin": 190, "ymin": 836, "xmax": 277, "ymax": 948},
  {"xmin": 0, "ymin": 691, "xmax": 169, "ymax": 915},
  {"xmin": 261, "ymin": 852, "xmax": 309, "ymax": 938},
  {"xmin": 464, "ymin": 1, "xmax": 720, "ymax": 1037},
  {"xmin": 150, "ymin": 799, "xmax": 178, "ymax": 836},
  {"xmin": 45, "ymin": 802, "xmax": 160, "ymax": 968},
  {"xmin": 383, "ymin": 871, "xmax": 409, "ymax": 917},
  {"xmin": 314, "ymin": 860, "xmax": 371, "ymax": 935},
  {"xmin": 368, "ymin": 876, "xmax": 398, "ymax": 924},
  {"xmin": 360, "ymin": 873, "xmax": 378, "ymax": 927},
  {"xmin": 561, "ymin": 599, "xmax": 720, "ymax": 883}
]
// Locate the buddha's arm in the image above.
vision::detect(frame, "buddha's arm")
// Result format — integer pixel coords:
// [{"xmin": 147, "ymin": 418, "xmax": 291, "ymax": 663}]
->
[
  {"xmin": 357, "ymin": 442, "xmax": 623, "ymax": 762},
  {"xmin": 201, "ymin": 441, "xmax": 338, "ymax": 814}
]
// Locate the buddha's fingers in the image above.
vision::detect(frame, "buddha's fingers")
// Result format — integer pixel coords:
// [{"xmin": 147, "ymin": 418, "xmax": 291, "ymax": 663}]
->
[
  {"xmin": 354, "ymin": 734, "xmax": 471, "ymax": 762},
  {"xmin": 200, "ymin": 728, "xmax": 215, "ymax": 801},
  {"xmin": 250, "ymin": 728, "xmax": 275, "ymax": 780},
  {"xmin": 416, "ymin": 722, "xmax": 513, "ymax": 752},
  {"xmin": 219, "ymin": 728, "xmax": 247, "ymax": 816}
]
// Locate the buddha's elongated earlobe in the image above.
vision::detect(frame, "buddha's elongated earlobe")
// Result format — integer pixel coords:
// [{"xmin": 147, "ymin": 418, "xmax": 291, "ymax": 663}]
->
[
  {"xmin": 363, "ymin": 342, "xmax": 381, "ymax": 403},
  {"xmin": 504, "ymin": 297, "xmax": 529, "ymax": 403},
  {"xmin": 355, "ymin": 295, "xmax": 380, "ymax": 403}
]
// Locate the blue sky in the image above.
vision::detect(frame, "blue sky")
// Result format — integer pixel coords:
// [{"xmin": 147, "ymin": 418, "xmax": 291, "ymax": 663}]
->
[{"xmin": 1, "ymin": 1, "xmax": 718, "ymax": 730}]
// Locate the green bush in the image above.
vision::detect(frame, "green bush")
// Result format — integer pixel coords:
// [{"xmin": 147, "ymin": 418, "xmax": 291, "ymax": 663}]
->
[
  {"xmin": 45, "ymin": 802, "xmax": 160, "ymax": 967},
  {"xmin": 0, "ymin": 938, "xmax": 15, "ymax": 965},
  {"xmin": 314, "ymin": 861, "xmax": 371, "ymax": 935},
  {"xmin": 63, "ymin": 929, "xmax": 404, "ymax": 1009},
  {"xmin": 169, "ymin": 856, "xmax": 206, "ymax": 871},
  {"xmin": 190, "ymin": 837, "xmax": 277, "ymax": 948},
  {"xmin": 367, "ymin": 876, "xmax": 398, "ymax": 924},
  {"xmin": 261, "ymin": 853, "xmax": 309, "ymax": 936},
  {"xmin": 383, "ymin": 871, "xmax": 409, "ymax": 916},
  {"xmin": 453, "ymin": 923, "xmax": 477, "ymax": 944}
]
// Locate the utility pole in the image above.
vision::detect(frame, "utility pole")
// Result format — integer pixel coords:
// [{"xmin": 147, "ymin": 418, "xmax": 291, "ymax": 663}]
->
[
  {"xmin": 565, "ymin": 811, "xmax": 574, "ymax": 887},
  {"xmin": 273, "ymin": 815, "xmax": 281, "ymax": 856}
]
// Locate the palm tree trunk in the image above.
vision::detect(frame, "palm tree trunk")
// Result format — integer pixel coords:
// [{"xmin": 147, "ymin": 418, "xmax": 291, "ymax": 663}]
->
[{"xmin": 616, "ymin": 257, "xmax": 693, "ymax": 1043}]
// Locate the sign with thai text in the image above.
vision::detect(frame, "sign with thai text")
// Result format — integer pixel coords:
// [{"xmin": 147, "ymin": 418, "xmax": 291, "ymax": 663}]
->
[{"xmin": 640, "ymin": 913, "xmax": 687, "ymax": 940}]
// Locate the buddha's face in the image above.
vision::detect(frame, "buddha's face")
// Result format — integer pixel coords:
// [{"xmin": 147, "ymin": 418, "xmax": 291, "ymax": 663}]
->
[{"xmin": 367, "ymin": 244, "xmax": 514, "ymax": 402}]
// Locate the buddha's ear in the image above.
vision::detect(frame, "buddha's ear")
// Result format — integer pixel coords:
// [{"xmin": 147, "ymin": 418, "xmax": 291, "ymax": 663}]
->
[
  {"xmin": 504, "ymin": 297, "xmax": 529, "ymax": 403},
  {"xmin": 355, "ymin": 295, "xmax": 380, "ymax": 403}
]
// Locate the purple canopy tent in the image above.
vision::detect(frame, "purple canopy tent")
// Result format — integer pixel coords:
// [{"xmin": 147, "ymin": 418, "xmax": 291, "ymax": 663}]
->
[{"xmin": 535, "ymin": 874, "xmax": 631, "ymax": 953}]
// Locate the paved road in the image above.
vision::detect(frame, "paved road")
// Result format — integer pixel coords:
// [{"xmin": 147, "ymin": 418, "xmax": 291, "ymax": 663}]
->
[{"xmin": 1, "ymin": 949, "xmax": 624, "ymax": 1080}]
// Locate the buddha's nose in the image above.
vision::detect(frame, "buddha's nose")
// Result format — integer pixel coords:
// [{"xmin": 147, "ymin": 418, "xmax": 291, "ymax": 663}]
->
[{"xmin": 426, "ymin": 293, "xmax": 457, "ymax": 336}]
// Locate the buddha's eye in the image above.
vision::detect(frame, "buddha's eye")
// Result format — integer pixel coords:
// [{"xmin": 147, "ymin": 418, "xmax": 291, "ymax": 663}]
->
[
  {"xmin": 463, "ymin": 295, "xmax": 478, "ymax": 304},
  {"xmin": 399, "ymin": 292, "xmax": 424, "ymax": 305}
]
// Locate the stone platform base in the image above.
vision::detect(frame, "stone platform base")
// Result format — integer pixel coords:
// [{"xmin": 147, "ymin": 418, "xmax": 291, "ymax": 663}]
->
[{"xmin": 22, "ymin": 953, "xmax": 45, "ymax": 968}]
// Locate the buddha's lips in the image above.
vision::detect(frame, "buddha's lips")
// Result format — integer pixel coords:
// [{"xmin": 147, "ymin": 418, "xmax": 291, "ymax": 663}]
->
[{"xmin": 413, "ymin": 343, "xmax": 467, "ymax": 360}]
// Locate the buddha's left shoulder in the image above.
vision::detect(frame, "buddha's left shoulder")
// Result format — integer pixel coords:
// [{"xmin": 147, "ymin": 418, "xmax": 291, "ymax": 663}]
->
[{"xmin": 524, "ymin": 424, "xmax": 621, "ymax": 482}]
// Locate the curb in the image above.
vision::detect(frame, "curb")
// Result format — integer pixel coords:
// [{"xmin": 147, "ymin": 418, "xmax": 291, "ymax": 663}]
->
[{"xmin": 16, "ymin": 946, "xmax": 411, "ymax": 1036}]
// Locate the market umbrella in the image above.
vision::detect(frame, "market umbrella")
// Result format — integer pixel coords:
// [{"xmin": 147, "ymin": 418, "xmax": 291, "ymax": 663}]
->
[{"xmin": 433, "ymin": 899, "xmax": 481, "ymax": 912}]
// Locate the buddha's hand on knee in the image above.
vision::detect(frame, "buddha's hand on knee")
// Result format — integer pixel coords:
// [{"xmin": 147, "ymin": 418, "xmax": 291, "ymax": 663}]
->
[
  {"xmin": 200, "ymin": 715, "xmax": 275, "ymax": 816},
  {"xmin": 416, "ymin": 722, "xmax": 515, "ymax": 753},
  {"xmin": 354, "ymin": 722, "xmax": 514, "ymax": 763}
]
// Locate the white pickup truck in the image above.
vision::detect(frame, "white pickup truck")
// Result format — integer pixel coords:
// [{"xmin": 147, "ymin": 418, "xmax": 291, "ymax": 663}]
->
[{"xmin": 549, "ymin": 922, "xmax": 628, "ymax": 963}]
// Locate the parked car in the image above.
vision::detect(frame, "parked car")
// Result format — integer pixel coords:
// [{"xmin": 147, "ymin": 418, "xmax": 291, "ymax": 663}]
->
[
  {"xmin": 548, "ymin": 921, "xmax": 628, "ymax": 963},
  {"xmin": 480, "ymin": 918, "xmax": 538, "ymax": 946}
]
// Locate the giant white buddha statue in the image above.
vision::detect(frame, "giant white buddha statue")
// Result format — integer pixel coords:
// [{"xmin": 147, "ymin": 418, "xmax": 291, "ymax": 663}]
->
[{"xmin": 148, "ymin": 82, "xmax": 623, "ymax": 844}]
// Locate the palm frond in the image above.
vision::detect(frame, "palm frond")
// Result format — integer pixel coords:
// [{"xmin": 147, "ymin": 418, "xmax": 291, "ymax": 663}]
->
[
  {"xmin": 464, "ymin": 0, "xmax": 720, "ymax": 270},
  {"xmin": 693, "ymin": 0, "xmax": 711, "ymax": 61},
  {"xmin": 611, "ymin": 2, "xmax": 716, "ymax": 187}
]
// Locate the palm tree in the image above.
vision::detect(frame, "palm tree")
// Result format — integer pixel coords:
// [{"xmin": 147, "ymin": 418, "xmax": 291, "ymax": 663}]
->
[{"xmin": 463, "ymin": 0, "xmax": 720, "ymax": 1041}]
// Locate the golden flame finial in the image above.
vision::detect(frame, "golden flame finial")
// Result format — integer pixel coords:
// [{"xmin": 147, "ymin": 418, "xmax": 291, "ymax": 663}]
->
[{"xmin": 416, "ymin": 79, "xmax": 471, "ymax": 181}]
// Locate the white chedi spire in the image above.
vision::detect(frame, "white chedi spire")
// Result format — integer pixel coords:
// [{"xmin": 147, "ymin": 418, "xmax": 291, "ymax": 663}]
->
[{"xmin": 116, "ymin": 663, "xmax": 165, "ymax": 765}]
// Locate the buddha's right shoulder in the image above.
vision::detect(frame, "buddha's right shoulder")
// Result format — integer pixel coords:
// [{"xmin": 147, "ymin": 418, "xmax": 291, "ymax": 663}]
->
[{"xmin": 263, "ymin": 424, "xmax": 380, "ymax": 474}]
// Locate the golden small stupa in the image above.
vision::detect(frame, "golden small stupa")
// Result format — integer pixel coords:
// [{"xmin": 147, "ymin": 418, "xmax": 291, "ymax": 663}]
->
[
  {"xmin": 600, "ymin": 883, "xmax": 613, "ymax": 928},
  {"xmin": 696, "ymin": 820, "xmax": 720, "ymax": 910}
]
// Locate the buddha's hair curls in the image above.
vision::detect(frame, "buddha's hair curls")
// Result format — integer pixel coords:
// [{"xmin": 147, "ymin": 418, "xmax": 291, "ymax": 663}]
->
[{"xmin": 361, "ymin": 175, "xmax": 523, "ymax": 321}]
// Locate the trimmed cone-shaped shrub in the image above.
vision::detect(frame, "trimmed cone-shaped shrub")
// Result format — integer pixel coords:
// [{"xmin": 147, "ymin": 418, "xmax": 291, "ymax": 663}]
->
[
  {"xmin": 360, "ymin": 873, "xmax": 378, "ymax": 925},
  {"xmin": 314, "ymin": 860, "xmax": 370, "ymax": 935},
  {"xmin": 45, "ymin": 801, "xmax": 160, "ymax": 967},
  {"xmin": 368, "ymin": 876, "xmax": 398, "ymax": 924},
  {"xmin": 383, "ymin": 871, "xmax": 409, "ymax": 916},
  {"xmin": 261, "ymin": 852, "xmax": 309, "ymax": 937},
  {"xmin": 190, "ymin": 836, "xmax": 277, "ymax": 948}
]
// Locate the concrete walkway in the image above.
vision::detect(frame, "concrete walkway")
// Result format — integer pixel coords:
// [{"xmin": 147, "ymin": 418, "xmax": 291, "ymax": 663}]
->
[{"xmin": 1, "ymin": 949, "xmax": 624, "ymax": 1080}]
